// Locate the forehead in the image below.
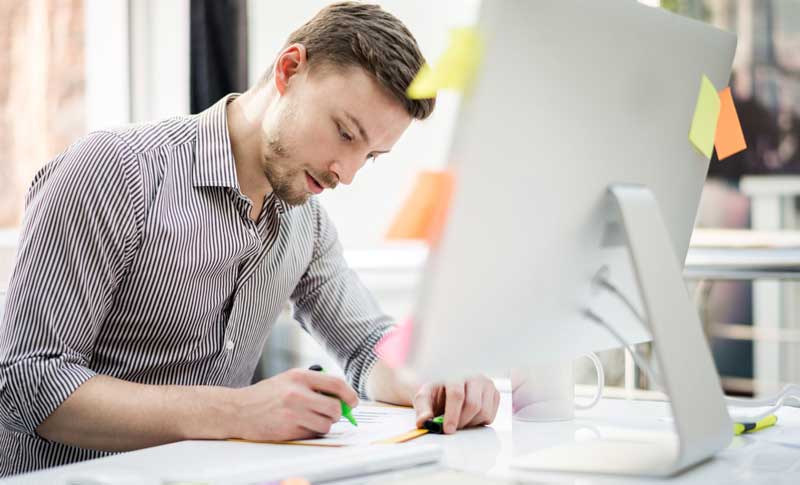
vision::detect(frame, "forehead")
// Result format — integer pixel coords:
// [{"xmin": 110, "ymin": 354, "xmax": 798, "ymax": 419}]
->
[{"xmin": 304, "ymin": 64, "xmax": 412, "ymax": 139}]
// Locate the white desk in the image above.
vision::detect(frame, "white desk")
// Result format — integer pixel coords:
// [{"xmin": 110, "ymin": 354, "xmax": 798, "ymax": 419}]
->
[{"xmin": 4, "ymin": 390, "xmax": 800, "ymax": 484}]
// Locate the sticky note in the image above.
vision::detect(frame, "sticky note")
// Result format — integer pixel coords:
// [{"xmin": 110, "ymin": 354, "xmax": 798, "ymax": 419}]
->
[
  {"xmin": 386, "ymin": 170, "xmax": 455, "ymax": 245},
  {"xmin": 714, "ymin": 87, "xmax": 747, "ymax": 160},
  {"xmin": 688, "ymin": 75, "xmax": 721, "ymax": 159},
  {"xmin": 406, "ymin": 64, "xmax": 438, "ymax": 99},
  {"xmin": 407, "ymin": 27, "xmax": 483, "ymax": 99},
  {"xmin": 425, "ymin": 170, "xmax": 455, "ymax": 246},
  {"xmin": 375, "ymin": 318, "xmax": 414, "ymax": 368},
  {"xmin": 280, "ymin": 479, "xmax": 310, "ymax": 485}
]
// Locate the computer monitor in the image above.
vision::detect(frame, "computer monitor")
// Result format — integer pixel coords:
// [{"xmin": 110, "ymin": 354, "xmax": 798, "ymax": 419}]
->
[{"xmin": 405, "ymin": 0, "xmax": 737, "ymax": 477}]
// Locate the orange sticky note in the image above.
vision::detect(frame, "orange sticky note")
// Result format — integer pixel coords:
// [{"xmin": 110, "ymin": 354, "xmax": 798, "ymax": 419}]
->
[
  {"xmin": 281, "ymin": 479, "xmax": 310, "ymax": 485},
  {"xmin": 386, "ymin": 170, "xmax": 455, "ymax": 245},
  {"xmin": 375, "ymin": 318, "xmax": 413, "ymax": 368},
  {"xmin": 714, "ymin": 87, "xmax": 747, "ymax": 160}
]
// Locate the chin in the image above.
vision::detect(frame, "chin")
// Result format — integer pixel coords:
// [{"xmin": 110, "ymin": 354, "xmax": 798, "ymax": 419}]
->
[{"xmin": 276, "ymin": 190, "xmax": 311, "ymax": 207}]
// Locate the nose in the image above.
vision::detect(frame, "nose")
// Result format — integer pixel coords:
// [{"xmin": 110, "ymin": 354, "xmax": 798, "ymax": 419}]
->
[{"xmin": 329, "ymin": 157, "xmax": 367, "ymax": 186}]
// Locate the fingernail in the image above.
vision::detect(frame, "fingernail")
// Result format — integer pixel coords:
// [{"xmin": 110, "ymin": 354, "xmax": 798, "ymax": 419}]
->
[{"xmin": 445, "ymin": 424, "xmax": 456, "ymax": 434}]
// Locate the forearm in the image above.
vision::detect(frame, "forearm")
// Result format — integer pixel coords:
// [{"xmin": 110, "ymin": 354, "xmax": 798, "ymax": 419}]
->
[
  {"xmin": 365, "ymin": 359, "xmax": 419, "ymax": 406},
  {"xmin": 36, "ymin": 375, "xmax": 240, "ymax": 452}
]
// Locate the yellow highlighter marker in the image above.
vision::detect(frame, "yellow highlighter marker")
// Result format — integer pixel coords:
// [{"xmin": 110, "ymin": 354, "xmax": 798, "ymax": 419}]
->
[{"xmin": 734, "ymin": 414, "xmax": 777, "ymax": 436}]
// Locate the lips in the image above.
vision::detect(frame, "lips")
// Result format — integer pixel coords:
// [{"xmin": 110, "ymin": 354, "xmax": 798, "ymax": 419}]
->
[{"xmin": 306, "ymin": 172, "xmax": 324, "ymax": 194}]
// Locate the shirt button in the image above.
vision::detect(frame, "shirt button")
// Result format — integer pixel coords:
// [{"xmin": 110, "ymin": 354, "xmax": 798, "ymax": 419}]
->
[{"xmin": 225, "ymin": 340, "xmax": 235, "ymax": 351}]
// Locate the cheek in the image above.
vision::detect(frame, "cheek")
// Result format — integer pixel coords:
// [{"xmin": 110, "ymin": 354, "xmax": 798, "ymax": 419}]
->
[{"xmin": 305, "ymin": 128, "xmax": 343, "ymax": 164}]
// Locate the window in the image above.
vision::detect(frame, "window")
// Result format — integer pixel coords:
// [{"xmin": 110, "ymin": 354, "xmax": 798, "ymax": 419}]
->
[{"xmin": 0, "ymin": 0, "xmax": 86, "ymax": 228}]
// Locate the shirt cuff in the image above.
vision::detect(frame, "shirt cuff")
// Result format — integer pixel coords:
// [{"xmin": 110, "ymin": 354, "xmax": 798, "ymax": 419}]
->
[
  {"xmin": 349, "ymin": 326, "xmax": 393, "ymax": 400},
  {"xmin": 1, "ymin": 358, "xmax": 98, "ymax": 437}
]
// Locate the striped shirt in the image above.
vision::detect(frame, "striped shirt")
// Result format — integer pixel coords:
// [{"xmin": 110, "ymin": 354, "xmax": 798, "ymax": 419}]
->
[{"xmin": 0, "ymin": 94, "xmax": 394, "ymax": 476}]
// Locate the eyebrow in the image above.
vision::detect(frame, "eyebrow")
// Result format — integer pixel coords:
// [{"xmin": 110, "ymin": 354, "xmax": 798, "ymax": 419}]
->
[
  {"xmin": 339, "ymin": 112, "xmax": 391, "ymax": 156},
  {"xmin": 344, "ymin": 112, "xmax": 371, "ymax": 145},
  {"xmin": 344, "ymin": 111, "xmax": 391, "ymax": 155}
]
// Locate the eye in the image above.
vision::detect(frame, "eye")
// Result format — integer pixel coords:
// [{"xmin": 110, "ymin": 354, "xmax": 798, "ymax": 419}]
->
[
  {"xmin": 337, "ymin": 123, "xmax": 354, "ymax": 142},
  {"xmin": 367, "ymin": 153, "xmax": 379, "ymax": 164}
]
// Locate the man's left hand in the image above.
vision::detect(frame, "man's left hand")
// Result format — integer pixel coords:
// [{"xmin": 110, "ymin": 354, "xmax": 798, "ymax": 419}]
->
[{"xmin": 412, "ymin": 375, "xmax": 500, "ymax": 434}]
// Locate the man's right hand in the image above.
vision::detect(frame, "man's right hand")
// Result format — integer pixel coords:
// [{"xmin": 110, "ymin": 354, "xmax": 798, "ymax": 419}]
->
[{"xmin": 231, "ymin": 368, "xmax": 359, "ymax": 441}]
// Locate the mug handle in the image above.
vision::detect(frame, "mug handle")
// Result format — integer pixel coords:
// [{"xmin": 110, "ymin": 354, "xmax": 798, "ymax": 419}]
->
[{"xmin": 574, "ymin": 352, "xmax": 604, "ymax": 410}]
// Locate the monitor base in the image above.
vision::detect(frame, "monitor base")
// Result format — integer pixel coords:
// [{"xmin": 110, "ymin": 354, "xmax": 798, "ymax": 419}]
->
[
  {"xmin": 512, "ymin": 430, "xmax": 682, "ymax": 477},
  {"xmin": 512, "ymin": 184, "xmax": 732, "ymax": 476}
]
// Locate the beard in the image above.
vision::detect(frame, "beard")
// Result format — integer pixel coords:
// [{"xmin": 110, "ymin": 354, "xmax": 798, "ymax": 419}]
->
[{"xmin": 261, "ymin": 135, "xmax": 339, "ymax": 207}]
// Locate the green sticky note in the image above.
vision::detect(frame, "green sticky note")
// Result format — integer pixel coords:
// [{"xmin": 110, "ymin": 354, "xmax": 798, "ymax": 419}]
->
[{"xmin": 688, "ymin": 75, "xmax": 721, "ymax": 159}]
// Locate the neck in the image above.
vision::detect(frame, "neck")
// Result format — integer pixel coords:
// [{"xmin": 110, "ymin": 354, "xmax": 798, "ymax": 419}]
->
[{"xmin": 226, "ymin": 86, "xmax": 278, "ymax": 199}]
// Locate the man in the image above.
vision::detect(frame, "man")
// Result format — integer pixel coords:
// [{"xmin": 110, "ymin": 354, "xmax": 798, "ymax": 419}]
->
[{"xmin": 0, "ymin": 2, "xmax": 500, "ymax": 476}]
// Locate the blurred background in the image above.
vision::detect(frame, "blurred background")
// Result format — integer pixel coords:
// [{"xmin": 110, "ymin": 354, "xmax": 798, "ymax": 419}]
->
[{"xmin": 1, "ymin": 0, "xmax": 799, "ymax": 399}]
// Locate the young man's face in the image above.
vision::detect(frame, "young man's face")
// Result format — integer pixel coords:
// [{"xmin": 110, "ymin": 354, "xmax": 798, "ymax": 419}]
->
[{"xmin": 260, "ymin": 64, "xmax": 413, "ymax": 206}]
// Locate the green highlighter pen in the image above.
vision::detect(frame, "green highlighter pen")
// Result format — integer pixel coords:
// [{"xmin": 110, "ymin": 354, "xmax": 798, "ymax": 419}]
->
[
  {"xmin": 733, "ymin": 414, "xmax": 777, "ymax": 436},
  {"xmin": 422, "ymin": 415, "xmax": 445, "ymax": 434},
  {"xmin": 308, "ymin": 365, "xmax": 358, "ymax": 427}
]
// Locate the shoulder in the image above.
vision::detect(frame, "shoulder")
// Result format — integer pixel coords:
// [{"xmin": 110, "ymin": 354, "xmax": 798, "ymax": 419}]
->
[
  {"xmin": 33, "ymin": 130, "xmax": 136, "ymax": 190},
  {"xmin": 102, "ymin": 114, "xmax": 198, "ymax": 156},
  {"xmin": 25, "ymin": 130, "xmax": 142, "ymax": 220}
]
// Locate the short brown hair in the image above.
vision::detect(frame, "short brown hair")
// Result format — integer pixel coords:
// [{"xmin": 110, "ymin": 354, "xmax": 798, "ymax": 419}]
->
[{"xmin": 262, "ymin": 2, "xmax": 435, "ymax": 120}]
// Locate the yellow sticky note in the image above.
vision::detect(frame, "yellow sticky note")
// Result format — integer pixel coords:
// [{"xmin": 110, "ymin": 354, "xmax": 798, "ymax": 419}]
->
[
  {"xmin": 406, "ymin": 64, "xmax": 439, "ymax": 99},
  {"xmin": 407, "ymin": 27, "xmax": 483, "ymax": 99},
  {"xmin": 436, "ymin": 28, "xmax": 483, "ymax": 90},
  {"xmin": 714, "ymin": 87, "xmax": 747, "ymax": 160},
  {"xmin": 385, "ymin": 170, "xmax": 455, "ymax": 245},
  {"xmin": 688, "ymin": 75, "xmax": 721, "ymax": 159}
]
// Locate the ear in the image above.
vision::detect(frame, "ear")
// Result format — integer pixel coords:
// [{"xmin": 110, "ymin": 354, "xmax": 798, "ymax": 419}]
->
[{"xmin": 273, "ymin": 43, "xmax": 308, "ymax": 95}]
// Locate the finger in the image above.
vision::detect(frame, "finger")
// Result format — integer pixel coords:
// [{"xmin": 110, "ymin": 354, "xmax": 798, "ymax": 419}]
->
[
  {"xmin": 313, "ymin": 394, "xmax": 344, "ymax": 423},
  {"xmin": 492, "ymin": 387, "xmax": 501, "ymax": 420},
  {"xmin": 298, "ymin": 410, "xmax": 336, "ymax": 435},
  {"xmin": 413, "ymin": 384, "xmax": 435, "ymax": 428},
  {"xmin": 301, "ymin": 371, "xmax": 359, "ymax": 408},
  {"xmin": 468, "ymin": 384, "xmax": 496, "ymax": 427},
  {"xmin": 443, "ymin": 381, "xmax": 465, "ymax": 434},
  {"xmin": 294, "ymin": 388, "xmax": 342, "ymax": 422},
  {"xmin": 459, "ymin": 381, "xmax": 483, "ymax": 428},
  {"xmin": 289, "ymin": 425, "xmax": 322, "ymax": 441}
]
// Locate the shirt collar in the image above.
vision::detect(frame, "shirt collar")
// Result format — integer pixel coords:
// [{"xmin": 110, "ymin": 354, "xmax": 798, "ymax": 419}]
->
[
  {"xmin": 194, "ymin": 93, "xmax": 292, "ymax": 215},
  {"xmin": 194, "ymin": 93, "xmax": 240, "ymax": 189}
]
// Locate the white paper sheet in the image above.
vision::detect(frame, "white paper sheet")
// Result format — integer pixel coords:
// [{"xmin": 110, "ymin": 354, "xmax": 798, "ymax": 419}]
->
[{"xmin": 290, "ymin": 404, "xmax": 421, "ymax": 446}]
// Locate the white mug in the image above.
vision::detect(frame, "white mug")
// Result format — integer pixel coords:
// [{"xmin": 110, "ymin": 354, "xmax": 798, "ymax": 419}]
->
[{"xmin": 510, "ymin": 353, "xmax": 605, "ymax": 422}]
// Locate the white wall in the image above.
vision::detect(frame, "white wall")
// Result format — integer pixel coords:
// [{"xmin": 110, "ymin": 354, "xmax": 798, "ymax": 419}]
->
[
  {"xmin": 85, "ymin": 0, "xmax": 130, "ymax": 131},
  {"xmin": 129, "ymin": 0, "xmax": 191, "ymax": 123},
  {"xmin": 247, "ymin": 0, "xmax": 481, "ymax": 249}
]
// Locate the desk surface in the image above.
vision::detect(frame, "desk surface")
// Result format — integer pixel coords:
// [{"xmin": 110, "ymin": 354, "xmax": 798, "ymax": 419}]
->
[{"xmin": 4, "ymin": 391, "xmax": 800, "ymax": 484}]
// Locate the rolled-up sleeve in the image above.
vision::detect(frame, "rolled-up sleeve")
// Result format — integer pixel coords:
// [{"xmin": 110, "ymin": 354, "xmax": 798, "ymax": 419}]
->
[
  {"xmin": 290, "ymin": 200, "xmax": 394, "ymax": 399},
  {"xmin": 0, "ymin": 131, "xmax": 142, "ymax": 437}
]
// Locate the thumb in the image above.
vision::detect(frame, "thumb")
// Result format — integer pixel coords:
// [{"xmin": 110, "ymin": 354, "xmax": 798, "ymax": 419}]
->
[{"xmin": 413, "ymin": 385, "xmax": 434, "ymax": 428}]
